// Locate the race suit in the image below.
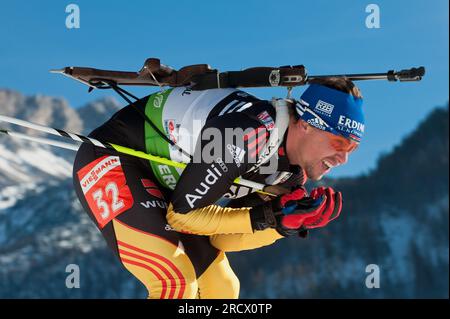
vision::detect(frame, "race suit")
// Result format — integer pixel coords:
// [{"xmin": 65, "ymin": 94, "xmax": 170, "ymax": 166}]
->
[{"xmin": 72, "ymin": 87, "xmax": 304, "ymax": 299}]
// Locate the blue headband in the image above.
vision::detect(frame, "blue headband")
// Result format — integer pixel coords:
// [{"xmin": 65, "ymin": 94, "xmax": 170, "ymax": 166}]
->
[{"xmin": 296, "ymin": 84, "xmax": 365, "ymax": 142}]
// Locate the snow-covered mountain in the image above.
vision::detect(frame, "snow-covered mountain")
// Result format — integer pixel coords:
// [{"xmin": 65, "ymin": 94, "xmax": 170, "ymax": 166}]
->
[
  {"xmin": 76, "ymin": 96, "xmax": 122, "ymax": 134},
  {"xmin": 0, "ymin": 89, "xmax": 121, "ymax": 209},
  {"xmin": 0, "ymin": 89, "xmax": 139, "ymax": 298},
  {"xmin": 0, "ymin": 90, "xmax": 448, "ymax": 298},
  {"xmin": 0, "ymin": 89, "xmax": 83, "ymax": 134}
]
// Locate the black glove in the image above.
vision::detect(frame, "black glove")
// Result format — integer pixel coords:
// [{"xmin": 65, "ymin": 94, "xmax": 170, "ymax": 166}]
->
[{"xmin": 249, "ymin": 187, "xmax": 318, "ymax": 238}]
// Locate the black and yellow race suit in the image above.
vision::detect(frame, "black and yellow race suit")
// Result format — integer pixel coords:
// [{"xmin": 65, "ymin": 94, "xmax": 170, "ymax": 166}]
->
[{"xmin": 73, "ymin": 87, "xmax": 304, "ymax": 299}]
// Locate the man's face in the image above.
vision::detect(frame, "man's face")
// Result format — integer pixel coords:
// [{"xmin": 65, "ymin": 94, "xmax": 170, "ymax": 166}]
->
[{"xmin": 286, "ymin": 119, "xmax": 358, "ymax": 180}]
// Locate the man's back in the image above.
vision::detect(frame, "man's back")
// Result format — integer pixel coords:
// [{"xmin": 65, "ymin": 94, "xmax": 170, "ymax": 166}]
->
[{"xmin": 87, "ymin": 87, "xmax": 301, "ymax": 207}]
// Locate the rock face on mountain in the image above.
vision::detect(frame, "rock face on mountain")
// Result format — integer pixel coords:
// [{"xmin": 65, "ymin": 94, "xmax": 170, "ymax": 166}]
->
[
  {"xmin": 0, "ymin": 90, "xmax": 447, "ymax": 298},
  {"xmin": 0, "ymin": 89, "xmax": 83, "ymax": 135},
  {"xmin": 76, "ymin": 97, "xmax": 122, "ymax": 134}
]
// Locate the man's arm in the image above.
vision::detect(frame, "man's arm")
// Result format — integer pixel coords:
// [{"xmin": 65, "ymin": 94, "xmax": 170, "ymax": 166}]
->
[
  {"xmin": 205, "ymin": 175, "xmax": 305, "ymax": 251},
  {"xmin": 209, "ymin": 228, "xmax": 284, "ymax": 252}
]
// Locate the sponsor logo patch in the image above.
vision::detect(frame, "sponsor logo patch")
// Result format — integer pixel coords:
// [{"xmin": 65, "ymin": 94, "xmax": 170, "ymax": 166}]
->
[
  {"xmin": 164, "ymin": 119, "xmax": 177, "ymax": 143},
  {"xmin": 153, "ymin": 93, "xmax": 164, "ymax": 108},
  {"xmin": 140, "ymin": 200, "xmax": 167, "ymax": 209},
  {"xmin": 185, "ymin": 163, "xmax": 224, "ymax": 208},
  {"xmin": 215, "ymin": 157, "xmax": 229, "ymax": 173},
  {"xmin": 314, "ymin": 100, "xmax": 334, "ymax": 117},
  {"xmin": 158, "ymin": 164, "xmax": 177, "ymax": 189},
  {"xmin": 77, "ymin": 156, "xmax": 134, "ymax": 229},
  {"xmin": 257, "ymin": 111, "xmax": 275, "ymax": 131},
  {"xmin": 337, "ymin": 115, "xmax": 365, "ymax": 137},
  {"xmin": 307, "ymin": 117, "xmax": 327, "ymax": 131},
  {"xmin": 226, "ymin": 144, "xmax": 246, "ymax": 167},
  {"xmin": 141, "ymin": 178, "xmax": 164, "ymax": 199}
]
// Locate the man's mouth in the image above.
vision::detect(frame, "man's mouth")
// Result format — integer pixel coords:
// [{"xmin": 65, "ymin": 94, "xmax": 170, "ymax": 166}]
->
[{"xmin": 322, "ymin": 160, "xmax": 337, "ymax": 171}]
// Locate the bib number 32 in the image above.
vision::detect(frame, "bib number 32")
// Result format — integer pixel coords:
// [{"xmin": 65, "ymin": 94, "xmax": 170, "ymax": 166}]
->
[
  {"xmin": 78, "ymin": 156, "xmax": 134, "ymax": 228},
  {"xmin": 92, "ymin": 182, "xmax": 125, "ymax": 219}
]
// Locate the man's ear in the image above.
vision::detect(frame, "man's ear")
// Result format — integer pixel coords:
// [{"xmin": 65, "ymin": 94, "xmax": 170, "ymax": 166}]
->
[{"xmin": 299, "ymin": 119, "xmax": 309, "ymax": 132}]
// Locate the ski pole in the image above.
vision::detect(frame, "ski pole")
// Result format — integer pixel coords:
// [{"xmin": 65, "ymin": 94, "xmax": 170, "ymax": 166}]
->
[
  {"xmin": 0, "ymin": 128, "xmax": 80, "ymax": 151},
  {"xmin": 0, "ymin": 115, "xmax": 275, "ymax": 196}
]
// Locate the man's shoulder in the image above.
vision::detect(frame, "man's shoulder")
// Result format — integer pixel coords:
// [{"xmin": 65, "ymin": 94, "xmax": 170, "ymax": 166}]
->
[{"xmin": 239, "ymin": 99, "xmax": 277, "ymax": 128}]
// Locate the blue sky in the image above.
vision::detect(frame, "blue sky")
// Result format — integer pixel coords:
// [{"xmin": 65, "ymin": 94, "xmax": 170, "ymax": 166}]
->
[{"xmin": 0, "ymin": 0, "xmax": 448, "ymax": 177}]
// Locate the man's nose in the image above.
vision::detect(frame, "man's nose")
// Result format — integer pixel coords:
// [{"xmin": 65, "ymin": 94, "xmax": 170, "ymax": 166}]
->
[{"xmin": 336, "ymin": 151, "xmax": 349, "ymax": 165}]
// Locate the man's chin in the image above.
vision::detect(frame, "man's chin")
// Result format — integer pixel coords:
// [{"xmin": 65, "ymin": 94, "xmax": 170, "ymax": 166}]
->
[
  {"xmin": 309, "ymin": 174, "xmax": 324, "ymax": 181},
  {"xmin": 304, "ymin": 169, "xmax": 324, "ymax": 181}
]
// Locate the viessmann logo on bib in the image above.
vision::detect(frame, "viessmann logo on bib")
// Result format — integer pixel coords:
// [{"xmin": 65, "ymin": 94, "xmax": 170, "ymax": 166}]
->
[
  {"xmin": 77, "ymin": 155, "xmax": 134, "ymax": 229},
  {"xmin": 80, "ymin": 156, "xmax": 121, "ymax": 194}
]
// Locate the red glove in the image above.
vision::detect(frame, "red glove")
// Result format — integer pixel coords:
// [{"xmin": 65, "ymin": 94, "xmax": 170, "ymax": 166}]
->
[
  {"xmin": 301, "ymin": 187, "xmax": 343, "ymax": 229},
  {"xmin": 279, "ymin": 187, "xmax": 342, "ymax": 231},
  {"xmin": 250, "ymin": 186, "xmax": 342, "ymax": 237},
  {"xmin": 279, "ymin": 187, "xmax": 308, "ymax": 208},
  {"xmin": 275, "ymin": 187, "xmax": 312, "ymax": 237}
]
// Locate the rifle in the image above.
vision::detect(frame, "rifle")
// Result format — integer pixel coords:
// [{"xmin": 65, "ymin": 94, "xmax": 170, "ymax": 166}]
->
[{"xmin": 51, "ymin": 57, "xmax": 425, "ymax": 93}]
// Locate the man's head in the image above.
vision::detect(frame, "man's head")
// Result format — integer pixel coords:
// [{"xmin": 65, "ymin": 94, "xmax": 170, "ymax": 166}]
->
[{"xmin": 286, "ymin": 77, "xmax": 364, "ymax": 180}]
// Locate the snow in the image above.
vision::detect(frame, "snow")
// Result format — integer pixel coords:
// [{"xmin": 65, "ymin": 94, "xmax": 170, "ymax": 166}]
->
[
  {"xmin": 0, "ymin": 143, "xmax": 73, "ymax": 185},
  {"xmin": 0, "ymin": 153, "xmax": 32, "ymax": 183},
  {"xmin": 16, "ymin": 147, "xmax": 73, "ymax": 178},
  {"xmin": 0, "ymin": 144, "xmax": 21, "ymax": 161},
  {"xmin": 380, "ymin": 209, "xmax": 416, "ymax": 285},
  {"xmin": 416, "ymin": 197, "xmax": 449, "ymax": 266},
  {"xmin": 0, "ymin": 184, "xmax": 36, "ymax": 210}
]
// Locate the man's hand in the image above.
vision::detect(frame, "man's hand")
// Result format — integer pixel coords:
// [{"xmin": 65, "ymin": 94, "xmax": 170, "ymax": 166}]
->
[
  {"xmin": 302, "ymin": 187, "xmax": 343, "ymax": 229},
  {"xmin": 250, "ymin": 186, "xmax": 343, "ymax": 237},
  {"xmin": 278, "ymin": 187, "xmax": 343, "ymax": 235}
]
